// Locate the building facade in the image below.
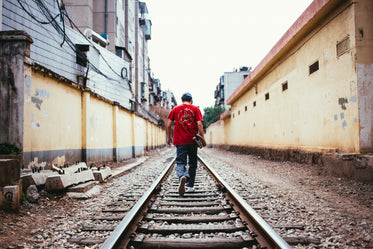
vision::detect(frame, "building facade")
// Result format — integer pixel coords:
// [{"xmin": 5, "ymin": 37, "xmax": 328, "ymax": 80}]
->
[
  {"xmin": 206, "ymin": 0, "xmax": 373, "ymax": 182},
  {"xmin": 63, "ymin": 0, "xmax": 154, "ymax": 115},
  {"xmin": 1, "ymin": 0, "xmax": 173, "ymax": 167},
  {"xmin": 214, "ymin": 67, "xmax": 251, "ymax": 109}
]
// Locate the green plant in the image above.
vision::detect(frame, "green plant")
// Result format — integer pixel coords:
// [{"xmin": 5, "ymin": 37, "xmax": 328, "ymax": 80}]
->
[
  {"xmin": 202, "ymin": 105, "xmax": 225, "ymax": 131},
  {"xmin": 21, "ymin": 193, "xmax": 30, "ymax": 202},
  {"xmin": 0, "ymin": 142, "xmax": 20, "ymax": 155}
]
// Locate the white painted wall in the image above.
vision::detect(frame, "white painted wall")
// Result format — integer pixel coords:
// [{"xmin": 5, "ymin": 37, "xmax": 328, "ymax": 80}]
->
[{"xmin": 224, "ymin": 71, "xmax": 250, "ymax": 109}]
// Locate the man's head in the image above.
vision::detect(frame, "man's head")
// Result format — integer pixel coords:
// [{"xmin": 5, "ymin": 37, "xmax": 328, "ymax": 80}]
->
[{"xmin": 181, "ymin": 92, "xmax": 193, "ymax": 102}]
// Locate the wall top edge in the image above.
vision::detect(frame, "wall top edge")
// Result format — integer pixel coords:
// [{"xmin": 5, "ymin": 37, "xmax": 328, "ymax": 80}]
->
[
  {"xmin": 227, "ymin": 0, "xmax": 345, "ymax": 105},
  {"xmin": 0, "ymin": 30, "xmax": 34, "ymax": 43}
]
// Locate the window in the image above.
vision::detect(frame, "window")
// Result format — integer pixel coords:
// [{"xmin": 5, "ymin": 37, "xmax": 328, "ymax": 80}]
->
[
  {"xmin": 150, "ymin": 94, "xmax": 155, "ymax": 106},
  {"xmin": 141, "ymin": 82, "xmax": 146, "ymax": 99},
  {"xmin": 309, "ymin": 61, "xmax": 319, "ymax": 75},
  {"xmin": 116, "ymin": 49, "xmax": 123, "ymax": 58},
  {"xmin": 253, "ymin": 101, "xmax": 256, "ymax": 107},
  {"xmin": 265, "ymin": 92, "xmax": 270, "ymax": 101},
  {"xmin": 245, "ymin": 106, "xmax": 247, "ymax": 111},
  {"xmin": 238, "ymin": 110, "xmax": 240, "ymax": 115},
  {"xmin": 336, "ymin": 36, "xmax": 350, "ymax": 57},
  {"xmin": 282, "ymin": 81, "xmax": 288, "ymax": 92},
  {"xmin": 76, "ymin": 44, "xmax": 89, "ymax": 67}
]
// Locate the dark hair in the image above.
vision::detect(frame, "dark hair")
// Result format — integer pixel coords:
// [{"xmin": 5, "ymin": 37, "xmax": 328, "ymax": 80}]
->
[{"xmin": 181, "ymin": 92, "xmax": 192, "ymax": 102}]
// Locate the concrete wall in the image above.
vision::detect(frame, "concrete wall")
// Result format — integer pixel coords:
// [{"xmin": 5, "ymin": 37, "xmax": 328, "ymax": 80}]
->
[
  {"xmin": 23, "ymin": 68, "xmax": 166, "ymax": 166},
  {"xmin": 0, "ymin": 31, "xmax": 31, "ymax": 150},
  {"xmin": 117, "ymin": 107, "xmax": 135, "ymax": 160},
  {"xmin": 23, "ymin": 69, "xmax": 83, "ymax": 165},
  {"xmin": 207, "ymin": 120, "xmax": 225, "ymax": 146},
  {"xmin": 116, "ymin": 0, "xmax": 126, "ymax": 48},
  {"xmin": 205, "ymin": 0, "xmax": 373, "ymax": 182},
  {"xmin": 355, "ymin": 0, "xmax": 373, "ymax": 152},
  {"xmin": 127, "ymin": 0, "xmax": 136, "ymax": 59},
  {"xmin": 231, "ymin": 0, "xmax": 358, "ymax": 152},
  {"xmin": 208, "ymin": 0, "xmax": 372, "ymax": 154},
  {"xmin": 0, "ymin": 31, "xmax": 33, "ymax": 210},
  {"xmin": 84, "ymin": 93, "xmax": 114, "ymax": 162},
  {"xmin": 63, "ymin": 0, "xmax": 94, "ymax": 32},
  {"xmin": 23, "ymin": 67, "xmax": 165, "ymax": 168}
]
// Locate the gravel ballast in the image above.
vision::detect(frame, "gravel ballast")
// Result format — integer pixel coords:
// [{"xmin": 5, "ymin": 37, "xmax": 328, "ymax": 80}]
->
[{"xmin": 0, "ymin": 147, "xmax": 372, "ymax": 249}]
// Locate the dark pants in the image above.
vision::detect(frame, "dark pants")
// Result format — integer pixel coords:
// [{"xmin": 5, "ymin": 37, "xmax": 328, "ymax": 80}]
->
[{"xmin": 176, "ymin": 144, "xmax": 198, "ymax": 188}]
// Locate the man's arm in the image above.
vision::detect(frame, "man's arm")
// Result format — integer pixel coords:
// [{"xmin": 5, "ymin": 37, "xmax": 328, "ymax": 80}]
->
[
  {"xmin": 197, "ymin": 120, "xmax": 204, "ymax": 138},
  {"xmin": 166, "ymin": 119, "xmax": 173, "ymax": 145}
]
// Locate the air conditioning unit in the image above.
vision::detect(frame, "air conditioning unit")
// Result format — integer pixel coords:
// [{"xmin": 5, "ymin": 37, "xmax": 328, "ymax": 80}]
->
[{"xmin": 84, "ymin": 29, "xmax": 109, "ymax": 47}]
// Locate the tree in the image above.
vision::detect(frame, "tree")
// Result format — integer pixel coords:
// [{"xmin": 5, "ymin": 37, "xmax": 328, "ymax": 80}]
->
[{"xmin": 202, "ymin": 105, "xmax": 225, "ymax": 131}]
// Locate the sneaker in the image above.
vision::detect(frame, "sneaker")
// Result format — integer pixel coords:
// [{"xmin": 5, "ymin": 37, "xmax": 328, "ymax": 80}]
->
[
  {"xmin": 186, "ymin": 186, "xmax": 195, "ymax": 192},
  {"xmin": 178, "ymin": 176, "xmax": 187, "ymax": 196}
]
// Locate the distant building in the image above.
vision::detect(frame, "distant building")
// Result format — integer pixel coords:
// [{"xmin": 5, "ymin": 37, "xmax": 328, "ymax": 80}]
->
[
  {"xmin": 162, "ymin": 90, "xmax": 178, "ymax": 110},
  {"xmin": 148, "ymin": 78, "xmax": 162, "ymax": 106},
  {"xmin": 63, "ymin": 0, "xmax": 153, "ymax": 113},
  {"xmin": 149, "ymin": 89, "xmax": 177, "ymax": 128},
  {"xmin": 215, "ymin": 67, "xmax": 251, "ymax": 109}
]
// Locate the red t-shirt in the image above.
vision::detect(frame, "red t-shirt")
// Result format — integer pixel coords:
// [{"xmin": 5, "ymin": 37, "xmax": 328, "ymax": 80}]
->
[{"xmin": 168, "ymin": 104, "xmax": 203, "ymax": 145}]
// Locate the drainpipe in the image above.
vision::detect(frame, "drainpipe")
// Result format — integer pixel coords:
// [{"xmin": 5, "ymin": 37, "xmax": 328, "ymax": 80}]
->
[
  {"xmin": 125, "ymin": 0, "xmax": 129, "ymax": 50},
  {"xmin": 104, "ymin": 0, "xmax": 108, "ymax": 35}
]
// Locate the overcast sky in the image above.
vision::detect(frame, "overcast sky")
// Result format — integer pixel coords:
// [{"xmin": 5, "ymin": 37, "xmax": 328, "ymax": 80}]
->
[{"xmin": 145, "ymin": 0, "xmax": 314, "ymax": 111}]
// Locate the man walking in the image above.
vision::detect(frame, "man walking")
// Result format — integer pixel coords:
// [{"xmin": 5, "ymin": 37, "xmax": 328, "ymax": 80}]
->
[{"xmin": 167, "ymin": 92, "xmax": 205, "ymax": 196}]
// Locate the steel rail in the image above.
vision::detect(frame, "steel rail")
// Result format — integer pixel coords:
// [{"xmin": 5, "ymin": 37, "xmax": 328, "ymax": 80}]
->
[
  {"xmin": 198, "ymin": 155, "xmax": 292, "ymax": 249},
  {"xmin": 100, "ymin": 157, "xmax": 176, "ymax": 249}
]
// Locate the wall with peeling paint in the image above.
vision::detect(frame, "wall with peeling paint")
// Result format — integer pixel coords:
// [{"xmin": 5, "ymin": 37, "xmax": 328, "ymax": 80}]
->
[
  {"xmin": 206, "ymin": 0, "xmax": 372, "ymax": 154},
  {"xmin": 355, "ymin": 0, "xmax": 373, "ymax": 152},
  {"xmin": 22, "ymin": 69, "xmax": 166, "ymax": 167},
  {"xmin": 0, "ymin": 30, "xmax": 165, "ymax": 168},
  {"xmin": 25, "ymin": 69, "xmax": 82, "ymax": 150},
  {"xmin": 357, "ymin": 64, "xmax": 373, "ymax": 152},
  {"xmin": 0, "ymin": 31, "xmax": 31, "ymax": 150},
  {"xmin": 23, "ymin": 68, "xmax": 83, "ymax": 164}
]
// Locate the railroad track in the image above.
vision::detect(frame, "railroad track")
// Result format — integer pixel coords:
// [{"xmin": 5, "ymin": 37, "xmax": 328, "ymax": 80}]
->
[
  {"xmin": 67, "ymin": 158, "xmax": 170, "ymax": 247},
  {"xmin": 99, "ymin": 155, "xmax": 291, "ymax": 249}
]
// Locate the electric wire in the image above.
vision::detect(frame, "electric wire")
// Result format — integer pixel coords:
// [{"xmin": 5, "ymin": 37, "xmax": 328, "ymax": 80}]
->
[
  {"xmin": 16, "ymin": 0, "xmax": 59, "ymax": 25},
  {"xmin": 58, "ymin": 1, "xmax": 159, "ymax": 120},
  {"xmin": 19, "ymin": 0, "xmax": 119, "ymax": 82},
  {"xmin": 16, "ymin": 0, "xmax": 159, "ymax": 122}
]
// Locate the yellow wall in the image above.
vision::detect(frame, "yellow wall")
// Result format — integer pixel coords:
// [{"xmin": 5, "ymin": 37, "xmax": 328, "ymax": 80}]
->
[
  {"xmin": 117, "ymin": 108, "xmax": 134, "ymax": 148},
  {"xmin": 24, "ymin": 69, "xmax": 82, "ymax": 155},
  {"xmin": 207, "ymin": 0, "xmax": 372, "ymax": 153},
  {"xmin": 86, "ymin": 95, "xmax": 114, "ymax": 149},
  {"xmin": 207, "ymin": 120, "xmax": 225, "ymax": 145},
  {"xmin": 134, "ymin": 115, "xmax": 145, "ymax": 147},
  {"xmin": 23, "ymin": 69, "xmax": 166, "ymax": 166}
]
